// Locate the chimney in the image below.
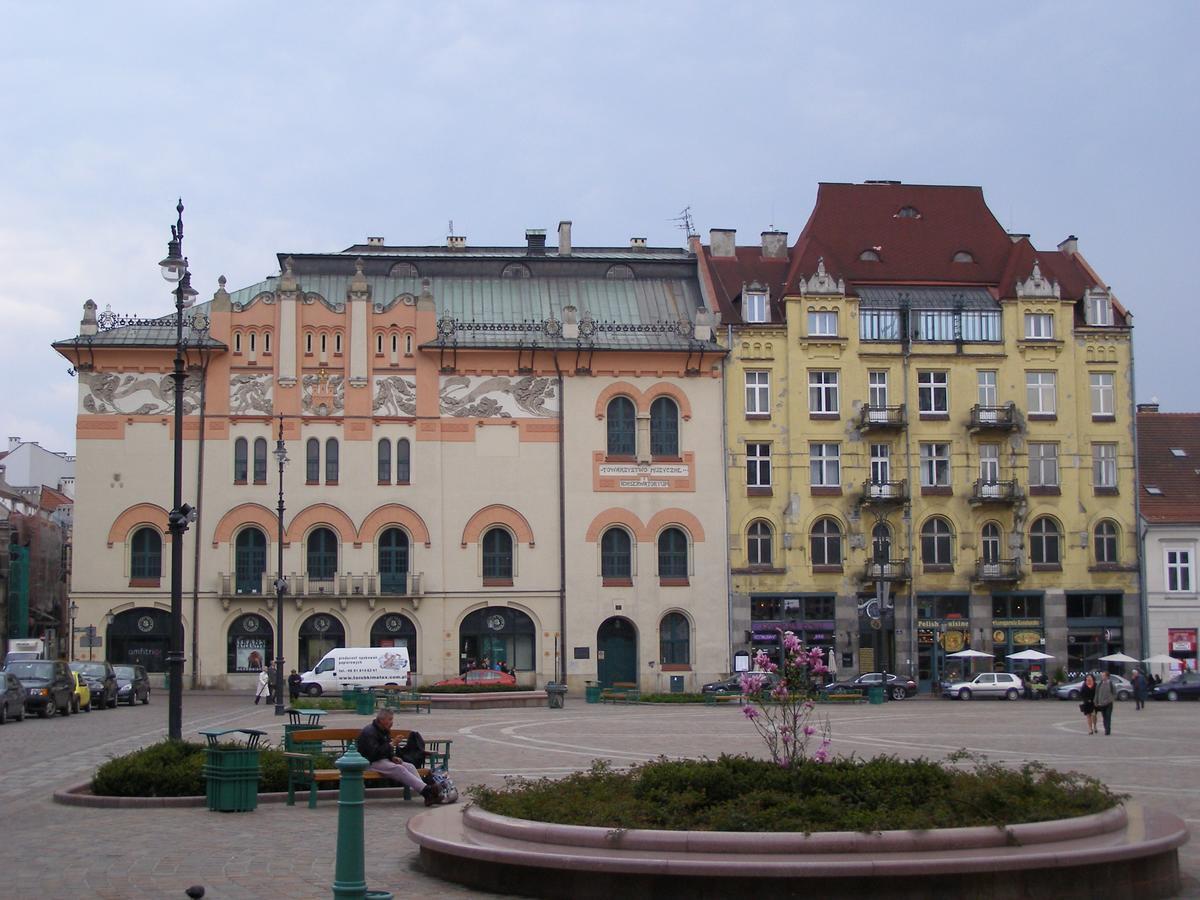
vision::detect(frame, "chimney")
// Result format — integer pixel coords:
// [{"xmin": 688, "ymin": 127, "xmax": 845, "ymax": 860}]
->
[
  {"xmin": 1058, "ymin": 235, "xmax": 1078, "ymax": 255},
  {"xmin": 366, "ymin": 236, "xmax": 385, "ymax": 246},
  {"xmin": 526, "ymin": 229, "xmax": 547, "ymax": 256},
  {"xmin": 561, "ymin": 305, "xmax": 579, "ymax": 340},
  {"xmin": 1007, "ymin": 233, "xmax": 1030, "ymax": 244},
  {"xmin": 761, "ymin": 231, "xmax": 788, "ymax": 259},
  {"xmin": 8, "ymin": 437, "xmax": 20, "ymax": 451},
  {"xmin": 629, "ymin": 237, "xmax": 647, "ymax": 252},
  {"xmin": 693, "ymin": 309, "xmax": 714, "ymax": 342},
  {"xmin": 558, "ymin": 221, "xmax": 572, "ymax": 256},
  {"xmin": 447, "ymin": 235, "xmax": 466, "ymax": 250},
  {"xmin": 80, "ymin": 299, "xmax": 98, "ymax": 337},
  {"xmin": 709, "ymin": 229, "xmax": 736, "ymax": 258},
  {"xmin": 1137, "ymin": 399, "xmax": 1161, "ymax": 414}
]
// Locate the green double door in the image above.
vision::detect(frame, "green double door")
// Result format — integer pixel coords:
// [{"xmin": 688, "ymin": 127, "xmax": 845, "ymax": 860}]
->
[{"xmin": 597, "ymin": 617, "xmax": 637, "ymax": 687}]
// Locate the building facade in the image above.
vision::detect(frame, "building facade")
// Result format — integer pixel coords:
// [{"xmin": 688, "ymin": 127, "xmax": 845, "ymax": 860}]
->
[
  {"xmin": 698, "ymin": 182, "xmax": 1140, "ymax": 690},
  {"xmin": 55, "ymin": 224, "xmax": 728, "ymax": 691}
]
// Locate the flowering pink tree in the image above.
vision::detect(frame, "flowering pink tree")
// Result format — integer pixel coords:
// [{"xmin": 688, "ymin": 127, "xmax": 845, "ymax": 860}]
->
[{"xmin": 739, "ymin": 632, "xmax": 832, "ymax": 766}]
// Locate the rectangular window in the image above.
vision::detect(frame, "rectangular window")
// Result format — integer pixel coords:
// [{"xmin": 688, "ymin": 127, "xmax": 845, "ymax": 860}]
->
[
  {"xmin": 870, "ymin": 443, "xmax": 891, "ymax": 483},
  {"xmin": 915, "ymin": 309, "xmax": 955, "ymax": 341},
  {"xmin": 1029, "ymin": 442, "xmax": 1059, "ymax": 487},
  {"xmin": 860, "ymin": 309, "xmax": 900, "ymax": 341},
  {"xmin": 809, "ymin": 443, "xmax": 840, "ymax": 487},
  {"xmin": 918, "ymin": 371, "xmax": 948, "ymax": 414},
  {"xmin": 1026, "ymin": 371, "xmax": 1057, "ymax": 415},
  {"xmin": 1088, "ymin": 293, "xmax": 1113, "ymax": 326},
  {"xmin": 1166, "ymin": 549, "xmax": 1193, "ymax": 592},
  {"xmin": 807, "ymin": 310, "xmax": 838, "ymax": 336},
  {"xmin": 919, "ymin": 442, "xmax": 951, "ymax": 487},
  {"xmin": 808, "ymin": 371, "xmax": 839, "ymax": 414},
  {"xmin": 868, "ymin": 371, "xmax": 889, "ymax": 409},
  {"xmin": 744, "ymin": 291, "xmax": 768, "ymax": 323},
  {"xmin": 1093, "ymin": 443, "xmax": 1118, "ymax": 489},
  {"xmin": 746, "ymin": 443, "xmax": 771, "ymax": 488},
  {"xmin": 1024, "ymin": 313, "xmax": 1055, "ymax": 339},
  {"xmin": 979, "ymin": 443, "xmax": 1000, "ymax": 483},
  {"xmin": 745, "ymin": 371, "xmax": 770, "ymax": 416},
  {"xmin": 977, "ymin": 370, "xmax": 998, "ymax": 407},
  {"xmin": 1090, "ymin": 372, "xmax": 1115, "ymax": 416},
  {"xmin": 960, "ymin": 310, "xmax": 1001, "ymax": 342}
]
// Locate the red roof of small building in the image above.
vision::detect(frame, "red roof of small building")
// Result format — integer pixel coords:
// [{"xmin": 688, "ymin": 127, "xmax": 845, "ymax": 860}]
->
[
  {"xmin": 1137, "ymin": 411, "xmax": 1200, "ymax": 524},
  {"xmin": 38, "ymin": 485, "xmax": 72, "ymax": 513}
]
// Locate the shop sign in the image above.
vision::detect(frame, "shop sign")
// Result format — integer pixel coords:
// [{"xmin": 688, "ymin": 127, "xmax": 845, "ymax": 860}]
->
[
  {"xmin": 917, "ymin": 619, "xmax": 969, "ymax": 630},
  {"xmin": 993, "ymin": 618, "xmax": 1042, "ymax": 628},
  {"xmin": 1169, "ymin": 628, "xmax": 1198, "ymax": 657},
  {"xmin": 750, "ymin": 632, "xmax": 780, "ymax": 642}
]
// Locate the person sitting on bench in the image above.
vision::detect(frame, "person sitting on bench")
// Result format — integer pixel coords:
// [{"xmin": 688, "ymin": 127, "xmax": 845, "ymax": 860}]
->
[{"xmin": 356, "ymin": 708, "xmax": 438, "ymax": 806}]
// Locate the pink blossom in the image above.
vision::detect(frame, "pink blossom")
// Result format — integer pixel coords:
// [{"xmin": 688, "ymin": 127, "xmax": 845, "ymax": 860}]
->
[
  {"xmin": 742, "ymin": 705, "xmax": 760, "ymax": 720},
  {"xmin": 740, "ymin": 674, "xmax": 766, "ymax": 694},
  {"xmin": 803, "ymin": 725, "xmax": 815, "ymax": 736}
]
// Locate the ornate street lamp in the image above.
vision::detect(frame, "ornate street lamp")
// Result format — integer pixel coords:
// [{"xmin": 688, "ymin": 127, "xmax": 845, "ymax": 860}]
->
[
  {"xmin": 273, "ymin": 413, "xmax": 289, "ymax": 715},
  {"xmin": 68, "ymin": 601, "xmax": 78, "ymax": 661}
]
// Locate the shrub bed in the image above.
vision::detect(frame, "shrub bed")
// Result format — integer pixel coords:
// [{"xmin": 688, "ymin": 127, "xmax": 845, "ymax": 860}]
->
[
  {"xmin": 471, "ymin": 755, "xmax": 1121, "ymax": 833},
  {"xmin": 289, "ymin": 697, "xmax": 353, "ymax": 710},
  {"xmin": 417, "ymin": 683, "xmax": 526, "ymax": 693},
  {"xmin": 637, "ymin": 693, "xmax": 709, "ymax": 703}
]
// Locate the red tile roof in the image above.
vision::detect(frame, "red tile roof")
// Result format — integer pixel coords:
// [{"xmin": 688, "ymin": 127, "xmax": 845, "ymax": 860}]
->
[
  {"xmin": 38, "ymin": 485, "xmax": 72, "ymax": 512},
  {"xmin": 1137, "ymin": 411, "xmax": 1200, "ymax": 524},
  {"xmin": 701, "ymin": 246, "xmax": 791, "ymax": 324}
]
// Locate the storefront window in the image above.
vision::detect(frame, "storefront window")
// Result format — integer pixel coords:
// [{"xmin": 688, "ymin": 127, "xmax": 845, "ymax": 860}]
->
[
  {"xmin": 459, "ymin": 607, "xmax": 535, "ymax": 672},
  {"xmin": 227, "ymin": 614, "xmax": 274, "ymax": 673}
]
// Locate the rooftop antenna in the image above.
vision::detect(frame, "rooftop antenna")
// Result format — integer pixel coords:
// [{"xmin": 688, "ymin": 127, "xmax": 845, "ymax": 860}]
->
[
  {"xmin": 448, "ymin": 219, "xmax": 455, "ymax": 236},
  {"xmin": 670, "ymin": 206, "xmax": 697, "ymax": 240}
]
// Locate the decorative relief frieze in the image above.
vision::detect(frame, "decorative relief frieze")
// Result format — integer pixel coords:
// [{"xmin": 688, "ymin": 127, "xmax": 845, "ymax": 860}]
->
[
  {"xmin": 229, "ymin": 374, "xmax": 273, "ymax": 415},
  {"xmin": 1015, "ymin": 262, "xmax": 1060, "ymax": 299},
  {"xmin": 79, "ymin": 371, "xmax": 201, "ymax": 415},
  {"xmin": 798, "ymin": 258, "xmax": 845, "ymax": 296},
  {"xmin": 372, "ymin": 375, "xmax": 417, "ymax": 417},
  {"xmin": 301, "ymin": 372, "xmax": 345, "ymax": 416},
  {"xmin": 439, "ymin": 375, "xmax": 558, "ymax": 418}
]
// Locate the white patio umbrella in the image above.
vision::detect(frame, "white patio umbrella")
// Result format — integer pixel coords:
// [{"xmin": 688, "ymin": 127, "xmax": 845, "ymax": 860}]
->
[
  {"xmin": 1098, "ymin": 652, "xmax": 1141, "ymax": 664},
  {"xmin": 946, "ymin": 648, "xmax": 993, "ymax": 678},
  {"xmin": 1007, "ymin": 649, "xmax": 1055, "ymax": 661},
  {"xmin": 827, "ymin": 648, "xmax": 838, "ymax": 678},
  {"xmin": 1143, "ymin": 654, "xmax": 1176, "ymax": 666}
]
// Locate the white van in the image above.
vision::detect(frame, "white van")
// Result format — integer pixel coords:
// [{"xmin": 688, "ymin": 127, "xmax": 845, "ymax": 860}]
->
[{"xmin": 299, "ymin": 647, "xmax": 410, "ymax": 696}]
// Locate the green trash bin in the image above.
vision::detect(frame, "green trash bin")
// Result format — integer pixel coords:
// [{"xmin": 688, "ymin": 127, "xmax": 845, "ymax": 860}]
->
[
  {"xmin": 546, "ymin": 682, "xmax": 567, "ymax": 709},
  {"xmin": 355, "ymin": 688, "xmax": 376, "ymax": 716},
  {"xmin": 200, "ymin": 728, "xmax": 266, "ymax": 813},
  {"xmin": 585, "ymin": 681, "xmax": 601, "ymax": 704},
  {"xmin": 868, "ymin": 685, "xmax": 885, "ymax": 705}
]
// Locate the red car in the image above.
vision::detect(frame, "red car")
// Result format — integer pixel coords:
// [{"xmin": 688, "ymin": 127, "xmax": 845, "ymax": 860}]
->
[{"xmin": 434, "ymin": 669, "xmax": 517, "ymax": 688}]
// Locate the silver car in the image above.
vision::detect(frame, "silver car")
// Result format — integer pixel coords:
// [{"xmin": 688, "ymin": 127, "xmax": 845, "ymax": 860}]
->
[
  {"xmin": 942, "ymin": 672, "xmax": 1024, "ymax": 700},
  {"xmin": 1054, "ymin": 674, "xmax": 1133, "ymax": 702}
]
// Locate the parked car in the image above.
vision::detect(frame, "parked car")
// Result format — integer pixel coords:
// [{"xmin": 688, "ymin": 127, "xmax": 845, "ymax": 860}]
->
[
  {"xmin": 1054, "ymin": 674, "xmax": 1133, "ymax": 702},
  {"xmin": 942, "ymin": 672, "xmax": 1024, "ymax": 700},
  {"xmin": 0, "ymin": 671, "xmax": 27, "ymax": 724},
  {"xmin": 70, "ymin": 671, "xmax": 92, "ymax": 713},
  {"xmin": 113, "ymin": 665, "xmax": 151, "ymax": 705},
  {"xmin": 4, "ymin": 659, "xmax": 75, "ymax": 717},
  {"xmin": 824, "ymin": 672, "xmax": 918, "ymax": 700},
  {"xmin": 700, "ymin": 672, "xmax": 782, "ymax": 695},
  {"xmin": 1151, "ymin": 671, "xmax": 1200, "ymax": 702},
  {"xmin": 433, "ymin": 669, "xmax": 517, "ymax": 688},
  {"xmin": 70, "ymin": 661, "xmax": 118, "ymax": 709}
]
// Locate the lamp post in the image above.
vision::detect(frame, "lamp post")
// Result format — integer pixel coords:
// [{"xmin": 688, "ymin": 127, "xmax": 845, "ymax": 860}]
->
[
  {"xmin": 158, "ymin": 200, "xmax": 198, "ymax": 741},
  {"xmin": 273, "ymin": 413, "xmax": 289, "ymax": 716},
  {"xmin": 68, "ymin": 601, "xmax": 78, "ymax": 661}
]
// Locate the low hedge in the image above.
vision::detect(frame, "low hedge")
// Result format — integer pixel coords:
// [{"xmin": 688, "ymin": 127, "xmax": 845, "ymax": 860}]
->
[
  {"xmin": 417, "ymin": 683, "xmax": 526, "ymax": 693},
  {"xmin": 471, "ymin": 754, "xmax": 1122, "ymax": 833},
  {"xmin": 637, "ymin": 693, "xmax": 709, "ymax": 703}
]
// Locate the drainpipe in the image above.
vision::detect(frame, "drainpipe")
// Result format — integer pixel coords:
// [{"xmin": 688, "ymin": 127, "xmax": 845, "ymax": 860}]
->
[
  {"xmin": 190, "ymin": 355, "xmax": 210, "ymax": 689},
  {"xmin": 723, "ymin": 323, "xmax": 735, "ymax": 674},
  {"xmin": 900, "ymin": 297, "xmax": 917, "ymax": 679},
  {"xmin": 1129, "ymin": 326, "xmax": 1148, "ymax": 659},
  {"xmin": 553, "ymin": 351, "xmax": 567, "ymax": 684}
]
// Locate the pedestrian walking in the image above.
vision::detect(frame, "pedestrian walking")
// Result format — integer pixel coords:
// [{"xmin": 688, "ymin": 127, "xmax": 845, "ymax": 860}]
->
[
  {"xmin": 1079, "ymin": 673, "xmax": 1097, "ymax": 734},
  {"xmin": 1131, "ymin": 669, "xmax": 1149, "ymax": 711},
  {"xmin": 254, "ymin": 668, "xmax": 271, "ymax": 705},
  {"xmin": 1094, "ymin": 671, "xmax": 1116, "ymax": 735}
]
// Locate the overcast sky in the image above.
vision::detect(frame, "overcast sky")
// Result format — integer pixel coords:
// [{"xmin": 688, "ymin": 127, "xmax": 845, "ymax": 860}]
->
[{"xmin": 2, "ymin": 1, "xmax": 1196, "ymax": 454}]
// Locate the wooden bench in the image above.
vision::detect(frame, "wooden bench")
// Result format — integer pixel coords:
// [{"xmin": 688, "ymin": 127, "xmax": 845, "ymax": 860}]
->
[
  {"xmin": 599, "ymin": 681, "xmax": 640, "ymax": 703},
  {"xmin": 375, "ymin": 688, "xmax": 432, "ymax": 715},
  {"xmin": 702, "ymin": 692, "xmax": 737, "ymax": 705},
  {"xmin": 817, "ymin": 691, "xmax": 865, "ymax": 704},
  {"xmin": 284, "ymin": 727, "xmax": 451, "ymax": 808}
]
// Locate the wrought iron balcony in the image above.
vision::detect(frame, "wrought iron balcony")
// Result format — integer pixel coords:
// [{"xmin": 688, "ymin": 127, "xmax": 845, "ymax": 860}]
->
[
  {"xmin": 974, "ymin": 559, "xmax": 1022, "ymax": 583},
  {"xmin": 968, "ymin": 402, "xmax": 1019, "ymax": 432},
  {"xmin": 968, "ymin": 479, "xmax": 1024, "ymax": 505},
  {"xmin": 863, "ymin": 558, "xmax": 911, "ymax": 583},
  {"xmin": 857, "ymin": 404, "xmax": 907, "ymax": 432},
  {"xmin": 860, "ymin": 479, "xmax": 908, "ymax": 506}
]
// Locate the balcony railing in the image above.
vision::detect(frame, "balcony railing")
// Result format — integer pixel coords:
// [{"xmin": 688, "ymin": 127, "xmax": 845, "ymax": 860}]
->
[
  {"xmin": 863, "ymin": 558, "xmax": 911, "ymax": 583},
  {"xmin": 968, "ymin": 479, "xmax": 1023, "ymax": 505},
  {"xmin": 857, "ymin": 404, "xmax": 907, "ymax": 431},
  {"xmin": 860, "ymin": 479, "xmax": 908, "ymax": 506},
  {"xmin": 218, "ymin": 571, "xmax": 424, "ymax": 609},
  {"xmin": 974, "ymin": 559, "xmax": 1021, "ymax": 583},
  {"xmin": 968, "ymin": 402, "xmax": 1019, "ymax": 431}
]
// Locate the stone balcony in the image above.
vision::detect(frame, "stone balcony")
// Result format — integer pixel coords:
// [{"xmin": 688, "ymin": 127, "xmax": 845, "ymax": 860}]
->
[
  {"xmin": 968, "ymin": 402, "xmax": 1019, "ymax": 432},
  {"xmin": 974, "ymin": 559, "xmax": 1022, "ymax": 583},
  {"xmin": 218, "ymin": 570, "xmax": 424, "ymax": 610},
  {"xmin": 859, "ymin": 479, "xmax": 908, "ymax": 507}
]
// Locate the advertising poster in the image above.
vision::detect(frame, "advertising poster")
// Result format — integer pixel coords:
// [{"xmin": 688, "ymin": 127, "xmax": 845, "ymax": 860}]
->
[{"xmin": 236, "ymin": 637, "xmax": 268, "ymax": 672}]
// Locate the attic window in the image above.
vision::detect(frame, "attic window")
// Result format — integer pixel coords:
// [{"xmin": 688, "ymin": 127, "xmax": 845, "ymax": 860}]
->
[
  {"xmin": 895, "ymin": 206, "xmax": 921, "ymax": 219},
  {"xmin": 1171, "ymin": 448, "xmax": 1187, "ymax": 458},
  {"xmin": 743, "ymin": 290, "xmax": 768, "ymax": 323},
  {"xmin": 606, "ymin": 264, "xmax": 635, "ymax": 280},
  {"xmin": 859, "ymin": 249, "xmax": 881, "ymax": 262},
  {"xmin": 1145, "ymin": 485, "xmax": 1164, "ymax": 495},
  {"xmin": 389, "ymin": 262, "xmax": 419, "ymax": 278},
  {"xmin": 501, "ymin": 263, "xmax": 531, "ymax": 279},
  {"xmin": 952, "ymin": 251, "xmax": 975, "ymax": 263}
]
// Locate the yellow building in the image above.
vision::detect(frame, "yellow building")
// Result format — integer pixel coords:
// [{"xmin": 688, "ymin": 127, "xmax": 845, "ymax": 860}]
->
[{"xmin": 698, "ymin": 182, "xmax": 1138, "ymax": 692}]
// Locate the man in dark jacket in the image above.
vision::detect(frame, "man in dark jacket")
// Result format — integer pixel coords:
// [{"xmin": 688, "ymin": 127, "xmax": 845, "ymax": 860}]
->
[
  {"xmin": 357, "ymin": 709, "xmax": 437, "ymax": 805},
  {"xmin": 287, "ymin": 669, "xmax": 302, "ymax": 702}
]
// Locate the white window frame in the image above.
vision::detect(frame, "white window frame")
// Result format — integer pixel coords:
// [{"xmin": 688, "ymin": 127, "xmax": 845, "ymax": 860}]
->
[
  {"xmin": 1090, "ymin": 372, "xmax": 1115, "ymax": 416},
  {"xmin": 918, "ymin": 370, "xmax": 949, "ymax": 413},
  {"xmin": 1088, "ymin": 293, "xmax": 1113, "ymax": 327},
  {"xmin": 807, "ymin": 310, "xmax": 838, "ymax": 336},
  {"xmin": 979, "ymin": 443, "xmax": 1000, "ymax": 484},
  {"xmin": 919, "ymin": 442, "xmax": 951, "ymax": 487},
  {"xmin": 869, "ymin": 443, "xmax": 891, "ymax": 484},
  {"xmin": 1026, "ymin": 371, "xmax": 1057, "ymax": 415},
  {"xmin": 809, "ymin": 443, "xmax": 841, "ymax": 487},
  {"xmin": 868, "ymin": 371, "xmax": 889, "ymax": 409},
  {"xmin": 744, "ymin": 291, "xmax": 768, "ymax": 323},
  {"xmin": 745, "ymin": 370, "xmax": 770, "ymax": 416},
  {"xmin": 808, "ymin": 370, "xmax": 840, "ymax": 414},
  {"xmin": 1165, "ymin": 548, "xmax": 1193, "ymax": 593},
  {"xmin": 977, "ymin": 370, "xmax": 998, "ymax": 407},
  {"xmin": 746, "ymin": 443, "xmax": 772, "ymax": 488},
  {"xmin": 1028, "ymin": 442, "xmax": 1059, "ymax": 487},
  {"xmin": 1024, "ymin": 312, "xmax": 1055, "ymax": 340},
  {"xmin": 1092, "ymin": 443, "xmax": 1118, "ymax": 489}
]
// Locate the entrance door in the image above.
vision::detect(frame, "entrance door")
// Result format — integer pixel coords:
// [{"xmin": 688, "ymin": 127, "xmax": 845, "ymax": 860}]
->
[
  {"xmin": 597, "ymin": 617, "xmax": 637, "ymax": 687},
  {"xmin": 107, "ymin": 608, "xmax": 172, "ymax": 672}
]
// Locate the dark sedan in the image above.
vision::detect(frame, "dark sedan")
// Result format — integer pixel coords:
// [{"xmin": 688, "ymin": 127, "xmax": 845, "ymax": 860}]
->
[
  {"xmin": 71, "ymin": 661, "xmax": 118, "ymax": 709},
  {"xmin": 701, "ymin": 672, "xmax": 782, "ymax": 695},
  {"xmin": 1151, "ymin": 671, "xmax": 1200, "ymax": 702},
  {"xmin": 4, "ymin": 659, "xmax": 75, "ymax": 717},
  {"xmin": 823, "ymin": 672, "xmax": 918, "ymax": 700},
  {"xmin": 114, "ymin": 665, "xmax": 151, "ymax": 705},
  {"xmin": 0, "ymin": 671, "xmax": 27, "ymax": 724}
]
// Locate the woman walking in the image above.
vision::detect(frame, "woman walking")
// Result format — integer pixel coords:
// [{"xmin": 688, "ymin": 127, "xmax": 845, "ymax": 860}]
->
[
  {"xmin": 1079, "ymin": 673, "xmax": 1097, "ymax": 734},
  {"xmin": 254, "ymin": 667, "xmax": 271, "ymax": 705}
]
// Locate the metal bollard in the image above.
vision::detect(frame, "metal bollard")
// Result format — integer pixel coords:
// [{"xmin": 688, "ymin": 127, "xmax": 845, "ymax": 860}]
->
[{"xmin": 331, "ymin": 746, "xmax": 393, "ymax": 900}]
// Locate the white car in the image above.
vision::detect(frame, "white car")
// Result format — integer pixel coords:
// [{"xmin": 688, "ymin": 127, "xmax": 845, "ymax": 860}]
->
[
  {"xmin": 942, "ymin": 672, "xmax": 1024, "ymax": 700},
  {"xmin": 1054, "ymin": 674, "xmax": 1133, "ymax": 702}
]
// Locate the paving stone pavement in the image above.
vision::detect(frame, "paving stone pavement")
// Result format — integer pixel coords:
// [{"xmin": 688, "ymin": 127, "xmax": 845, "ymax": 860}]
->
[{"xmin": 0, "ymin": 692, "xmax": 1196, "ymax": 898}]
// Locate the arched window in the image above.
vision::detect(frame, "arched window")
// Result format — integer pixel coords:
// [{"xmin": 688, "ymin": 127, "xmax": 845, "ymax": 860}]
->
[
  {"xmin": 253, "ymin": 437, "xmax": 267, "ymax": 483},
  {"xmin": 920, "ymin": 517, "xmax": 954, "ymax": 566},
  {"xmin": 263, "ymin": 331, "xmax": 271, "ymax": 354},
  {"xmin": 227, "ymin": 613, "xmax": 273, "ymax": 673},
  {"xmin": 405, "ymin": 334, "xmax": 413, "ymax": 354},
  {"xmin": 325, "ymin": 438, "xmax": 339, "ymax": 483},
  {"xmin": 871, "ymin": 522, "xmax": 891, "ymax": 562},
  {"xmin": 306, "ymin": 528, "xmax": 338, "ymax": 581},
  {"xmin": 334, "ymin": 333, "xmax": 343, "ymax": 354},
  {"xmin": 306, "ymin": 438, "xmax": 320, "ymax": 483},
  {"xmin": 1030, "ymin": 517, "xmax": 1062, "ymax": 566},
  {"xmin": 376, "ymin": 333, "xmax": 384, "ymax": 354},
  {"xmin": 600, "ymin": 527, "xmax": 632, "ymax": 580},
  {"xmin": 320, "ymin": 333, "xmax": 328, "ymax": 355},
  {"xmin": 391, "ymin": 333, "xmax": 398, "ymax": 354},
  {"xmin": 233, "ymin": 437, "xmax": 248, "ymax": 483},
  {"xmin": 952, "ymin": 250, "xmax": 975, "ymax": 263},
  {"xmin": 298, "ymin": 613, "xmax": 345, "ymax": 673},
  {"xmin": 1095, "ymin": 520, "xmax": 1119, "ymax": 565},
  {"xmin": 810, "ymin": 517, "xmax": 842, "ymax": 567},
  {"xmin": 249, "ymin": 332, "xmax": 256, "ymax": 353},
  {"xmin": 235, "ymin": 527, "xmax": 267, "ymax": 594},
  {"xmin": 659, "ymin": 612, "xmax": 690, "ymax": 665},
  {"xmin": 370, "ymin": 613, "xmax": 417, "ymax": 665},
  {"xmin": 657, "ymin": 527, "xmax": 688, "ymax": 580},
  {"xmin": 377, "ymin": 439, "xmax": 391, "ymax": 483},
  {"xmin": 397, "ymin": 438, "xmax": 411, "ymax": 483},
  {"xmin": 459, "ymin": 606, "xmax": 535, "ymax": 672},
  {"xmin": 747, "ymin": 520, "xmax": 773, "ymax": 566},
  {"xmin": 981, "ymin": 523, "xmax": 1002, "ymax": 565},
  {"xmin": 130, "ymin": 527, "xmax": 162, "ymax": 581},
  {"xmin": 378, "ymin": 528, "xmax": 409, "ymax": 594},
  {"xmin": 606, "ymin": 397, "xmax": 636, "ymax": 456},
  {"xmin": 859, "ymin": 249, "xmax": 880, "ymax": 262},
  {"xmin": 234, "ymin": 332, "xmax": 243, "ymax": 353},
  {"xmin": 305, "ymin": 332, "xmax": 313, "ymax": 354},
  {"xmin": 650, "ymin": 396, "xmax": 679, "ymax": 457},
  {"xmin": 482, "ymin": 528, "xmax": 514, "ymax": 582}
]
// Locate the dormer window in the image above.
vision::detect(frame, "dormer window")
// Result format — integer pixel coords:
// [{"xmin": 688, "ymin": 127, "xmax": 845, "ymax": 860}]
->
[
  {"xmin": 389, "ymin": 262, "xmax": 419, "ymax": 278},
  {"xmin": 952, "ymin": 251, "xmax": 975, "ymax": 263},
  {"xmin": 743, "ymin": 290, "xmax": 768, "ymax": 323},
  {"xmin": 606, "ymin": 264, "xmax": 635, "ymax": 280},
  {"xmin": 895, "ymin": 206, "xmax": 921, "ymax": 219},
  {"xmin": 501, "ymin": 263, "xmax": 532, "ymax": 279},
  {"xmin": 1086, "ymin": 289, "xmax": 1113, "ymax": 326},
  {"xmin": 859, "ymin": 249, "xmax": 881, "ymax": 262},
  {"xmin": 1146, "ymin": 485, "xmax": 1163, "ymax": 495}
]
